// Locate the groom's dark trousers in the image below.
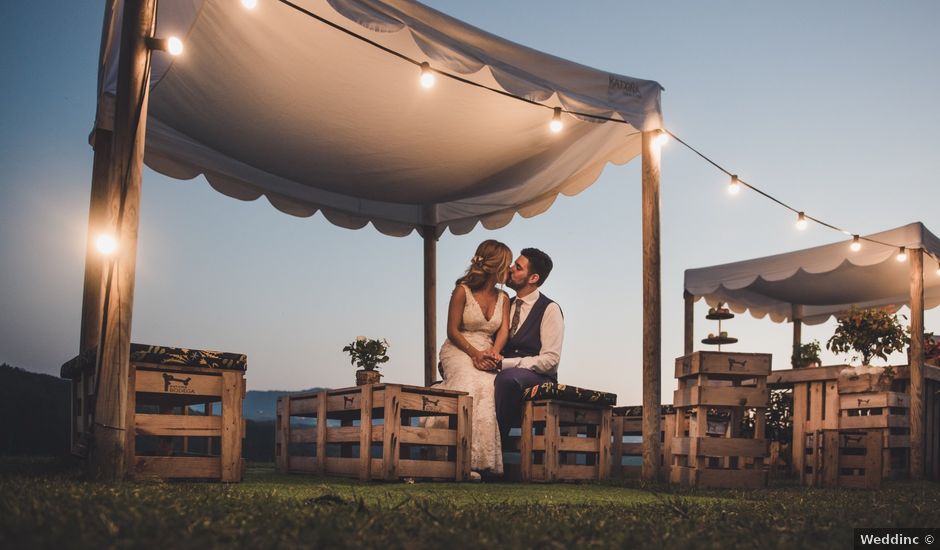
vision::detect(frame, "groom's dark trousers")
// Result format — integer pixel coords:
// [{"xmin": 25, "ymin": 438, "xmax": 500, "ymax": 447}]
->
[{"xmin": 494, "ymin": 368, "xmax": 554, "ymax": 444}]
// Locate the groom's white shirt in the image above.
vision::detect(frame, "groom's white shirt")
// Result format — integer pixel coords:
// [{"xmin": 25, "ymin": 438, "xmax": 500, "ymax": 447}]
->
[{"xmin": 501, "ymin": 289, "xmax": 564, "ymax": 376}]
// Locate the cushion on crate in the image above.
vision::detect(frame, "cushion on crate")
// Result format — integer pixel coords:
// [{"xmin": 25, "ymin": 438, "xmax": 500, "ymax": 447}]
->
[
  {"xmin": 613, "ymin": 404, "xmax": 675, "ymax": 417},
  {"xmin": 129, "ymin": 344, "xmax": 247, "ymax": 371},
  {"xmin": 522, "ymin": 383, "xmax": 616, "ymax": 406}
]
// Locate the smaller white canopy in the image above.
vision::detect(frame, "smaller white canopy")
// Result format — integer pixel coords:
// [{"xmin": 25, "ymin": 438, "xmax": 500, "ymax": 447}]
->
[{"xmin": 685, "ymin": 222, "xmax": 940, "ymax": 325}]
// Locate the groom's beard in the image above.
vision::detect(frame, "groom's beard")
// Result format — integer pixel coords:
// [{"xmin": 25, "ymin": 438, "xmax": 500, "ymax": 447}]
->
[{"xmin": 506, "ymin": 279, "xmax": 523, "ymax": 291}]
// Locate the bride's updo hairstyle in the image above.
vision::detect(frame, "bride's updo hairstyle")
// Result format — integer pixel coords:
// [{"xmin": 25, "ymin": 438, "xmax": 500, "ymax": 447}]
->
[{"xmin": 456, "ymin": 239, "xmax": 512, "ymax": 291}]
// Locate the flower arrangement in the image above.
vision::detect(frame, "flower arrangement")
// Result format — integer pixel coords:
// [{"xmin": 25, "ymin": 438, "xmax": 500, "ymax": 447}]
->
[
  {"xmin": 791, "ymin": 340, "xmax": 821, "ymax": 369},
  {"xmin": 343, "ymin": 336, "xmax": 390, "ymax": 371}
]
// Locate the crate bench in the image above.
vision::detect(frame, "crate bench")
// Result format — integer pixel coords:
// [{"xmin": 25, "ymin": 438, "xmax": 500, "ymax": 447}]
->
[
  {"xmin": 276, "ymin": 384, "xmax": 472, "ymax": 481},
  {"xmin": 515, "ymin": 383, "xmax": 616, "ymax": 483},
  {"xmin": 61, "ymin": 343, "xmax": 247, "ymax": 482},
  {"xmin": 611, "ymin": 405, "xmax": 680, "ymax": 479}
]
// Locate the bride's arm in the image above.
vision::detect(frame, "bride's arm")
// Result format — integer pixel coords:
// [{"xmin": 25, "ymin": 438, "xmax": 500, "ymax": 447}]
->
[
  {"xmin": 446, "ymin": 286, "xmax": 484, "ymax": 362},
  {"xmin": 490, "ymin": 291, "xmax": 511, "ymax": 359}
]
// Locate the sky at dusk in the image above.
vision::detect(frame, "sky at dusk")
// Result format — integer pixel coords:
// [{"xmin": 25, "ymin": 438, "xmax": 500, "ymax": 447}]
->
[{"xmin": 1, "ymin": 1, "xmax": 939, "ymax": 406}]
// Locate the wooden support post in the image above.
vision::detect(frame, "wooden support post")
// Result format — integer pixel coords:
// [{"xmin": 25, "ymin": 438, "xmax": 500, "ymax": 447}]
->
[
  {"xmin": 80, "ymin": 127, "xmax": 113, "ymax": 353},
  {"xmin": 423, "ymin": 228, "xmax": 437, "ymax": 386},
  {"xmin": 88, "ymin": 0, "xmax": 155, "ymax": 482},
  {"xmin": 316, "ymin": 390, "xmax": 328, "ymax": 474},
  {"xmin": 683, "ymin": 291, "xmax": 694, "ymax": 355},
  {"xmin": 275, "ymin": 397, "xmax": 288, "ymax": 473},
  {"xmin": 641, "ymin": 130, "xmax": 663, "ymax": 481},
  {"xmin": 358, "ymin": 385, "xmax": 373, "ymax": 481},
  {"xmin": 382, "ymin": 386, "xmax": 401, "ymax": 480},
  {"xmin": 544, "ymin": 402, "xmax": 560, "ymax": 482},
  {"xmin": 611, "ymin": 415, "xmax": 624, "ymax": 479},
  {"xmin": 910, "ymin": 248, "xmax": 925, "ymax": 479},
  {"xmin": 456, "ymin": 395, "xmax": 472, "ymax": 481},
  {"xmin": 792, "ymin": 305, "xmax": 803, "ymax": 369},
  {"xmin": 598, "ymin": 409, "xmax": 611, "ymax": 481}
]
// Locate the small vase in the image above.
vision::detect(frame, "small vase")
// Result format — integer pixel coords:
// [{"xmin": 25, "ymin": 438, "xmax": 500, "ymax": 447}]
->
[{"xmin": 356, "ymin": 369, "xmax": 381, "ymax": 386}]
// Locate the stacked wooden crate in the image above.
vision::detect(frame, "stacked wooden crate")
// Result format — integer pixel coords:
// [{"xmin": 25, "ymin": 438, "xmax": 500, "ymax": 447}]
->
[
  {"xmin": 838, "ymin": 373, "xmax": 910, "ymax": 482},
  {"xmin": 610, "ymin": 405, "xmax": 680, "ymax": 479},
  {"xmin": 517, "ymin": 397, "xmax": 612, "ymax": 482},
  {"xmin": 670, "ymin": 351, "xmax": 771, "ymax": 489},
  {"xmin": 275, "ymin": 384, "xmax": 472, "ymax": 481}
]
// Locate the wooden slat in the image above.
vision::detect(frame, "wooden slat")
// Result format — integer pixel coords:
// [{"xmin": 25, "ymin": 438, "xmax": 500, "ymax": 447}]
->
[
  {"xmin": 135, "ymin": 369, "xmax": 221, "ymax": 397},
  {"xmin": 840, "ymin": 415, "xmax": 909, "ymax": 430},
  {"xmin": 697, "ymin": 437, "xmax": 767, "ymax": 458},
  {"xmin": 383, "ymin": 386, "xmax": 402, "ymax": 480},
  {"xmin": 398, "ymin": 459, "xmax": 455, "ymax": 479},
  {"xmin": 555, "ymin": 465, "xmax": 598, "ymax": 480},
  {"xmin": 520, "ymin": 401, "xmax": 534, "ymax": 482},
  {"xmin": 125, "ymin": 365, "xmax": 137, "ymax": 472},
  {"xmin": 840, "ymin": 392, "xmax": 909, "ymax": 410},
  {"xmin": 359, "ymin": 384, "xmax": 373, "ymax": 481},
  {"xmin": 673, "ymin": 386, "xmax": 768, "ymax": 408},
  {"xmin": 598, "ymin": 409, "xmax": 611, "ymax": 481},
  {"xmin": 288, "ymin": 456, "xmax": 318, "ymax": 474},
  {"xmin": 622, "ymin": 443, "xmax": 643, "ymax": 455},
  {"xmin": 822, "ymin": 430, "xmax": 840, "ymax": 488},
  {"xmin": 289, "ymin": 427, "xmax": 315, "ymax": 444},
  {"xmin": 675, "ymin": 352, "xmax": 772, "ymax": 379},
  {"xmin": 328, "ymin": 393, "xmax": 362, "ymax": 414},
  {"xmin": 325, "ymin": 457, "xmax": 360, "ymax": 476},
  {"xmin": 135, "ymin": 456, "xmax": 220, "ymax": 479},
  {"xmin": 316, "ymin": 390, "xmax": 328, "ymax": 474},
  {"xmin": 398, "ymin": 426, "xmax": 457, "ymax": 446},
  {"xmin": 556, "ymin": 436, "xmax": 601, "ymax": 452},
  {"xmin": 135, "ymin": 413, "xmax": 221, "ymax": 436},
  {"xmin": 220, "ymin": 371, "xmax": 243, "ymax": 482},
  {"xmin": 399, "ymin": 392, "xmax": 457, "ymax": 415},
  {"xmin": 326, "ymin": 426, "xmax": 361, "ymax": 443},
  {"xmin": 610, "ymin": 416, "xmax": 624, "ymax": 478},
  {"xmin": 289, "ymin": 395, "xmax": 318, "ymax": 416},
  {"xmin": 544, "ymin": 402, "xmax": 560, "ymax": 482},
  {"xmin": 456, "ymin": 395, "xmax": 472, "ymax": 481},
  {"xmin": 840, "ymin": 455, "xmax": 867, "ymax": 469}
]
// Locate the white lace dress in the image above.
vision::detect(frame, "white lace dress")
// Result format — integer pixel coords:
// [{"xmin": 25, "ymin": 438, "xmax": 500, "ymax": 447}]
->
[{"xmin": 434, "ymin": 285, "xmax": 504, "ymax": 474}]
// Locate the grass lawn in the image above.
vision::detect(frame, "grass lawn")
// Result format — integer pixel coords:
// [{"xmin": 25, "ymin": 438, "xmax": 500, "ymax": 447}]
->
[{"xmin": 1, "ymin": 457, "xmax": 938, "ymax": 549}]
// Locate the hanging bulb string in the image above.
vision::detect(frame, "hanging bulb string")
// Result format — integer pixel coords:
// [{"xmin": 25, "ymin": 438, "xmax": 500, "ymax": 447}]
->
[{"xmin": 268, "ymin": 0, "xmax": 939, "ymax": 268}]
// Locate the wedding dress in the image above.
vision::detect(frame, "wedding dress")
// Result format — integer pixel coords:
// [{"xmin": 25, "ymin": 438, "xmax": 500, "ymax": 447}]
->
[{"xmin": 434, "ymin": 285, "xmax": 504, "ymax": 474}]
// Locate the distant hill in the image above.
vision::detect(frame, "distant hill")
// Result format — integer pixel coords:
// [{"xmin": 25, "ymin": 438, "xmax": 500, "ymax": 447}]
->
[
  {"xmin": 243, "ymin": 388, "xmax": 327, "ymax": 421},
  {"xmin": 0, "ymin": 364, "xmax": 70, "ymax": 455}
]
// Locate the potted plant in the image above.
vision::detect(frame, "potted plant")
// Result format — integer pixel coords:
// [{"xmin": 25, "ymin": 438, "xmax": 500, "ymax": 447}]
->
[
  {"xmin": 791, "ymin": 340, "xmax": 821, "ymax": 369},
  {"xmin": 343, "ymin": 336, "xmax": 390, "ymax": 385},
  {"xmin": 826, "ymin": 307, "xmax": 909, "ymax": 390}
]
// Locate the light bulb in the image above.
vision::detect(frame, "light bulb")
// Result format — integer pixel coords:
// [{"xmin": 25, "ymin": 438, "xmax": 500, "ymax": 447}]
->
[
  {"xmin": 728, "ymin": 175, "xmax": 741, "ymax": 195},
  {"xmin": 549, "ymin": 107, "xmax": 563, "ymax": 133},
  {"xmin": 795, "ymin": 212, "xmax": 807, "ymax": 231},
  {"xmin": 419, "ymin": 62, "xmax": 435, "ymax": 89},
  {"xmin": 241, "ymin": 0, "xmax": 258, "ymax": 8},
  {"xmin": 850, "ymin": 235, "xmax": 861, "ymax": 252},
  {"xmin": 652, "ymin": 130, "xmax": 669, "ymax": 148},
  {"xmin": 96, "ymin": 234, "xmax": 118, "ymax": 255},
  {"xmin": 897, "ymin": 247, "xmax": 907, "ymax": 262},
  {"xmin": 167, "ymin": 36, "xmax": 184, "ymax": 56},
  {"xmin": 936, "ymin": 263, "xmax": 940, "ymax": 276}
]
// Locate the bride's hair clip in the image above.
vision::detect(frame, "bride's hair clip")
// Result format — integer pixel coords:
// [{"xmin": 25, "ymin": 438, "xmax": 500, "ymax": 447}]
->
[{"xmin": 471, "ymin": 255, "xmax": 484, "ymax": 268}]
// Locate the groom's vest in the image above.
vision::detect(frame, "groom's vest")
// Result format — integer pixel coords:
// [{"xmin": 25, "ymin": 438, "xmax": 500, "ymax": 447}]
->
[{"xmin": 503, "ymin": 293, "xmax": 561, "ymax": 377}]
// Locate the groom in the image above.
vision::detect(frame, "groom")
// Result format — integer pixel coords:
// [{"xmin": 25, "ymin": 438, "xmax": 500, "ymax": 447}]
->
[{"xmin": 490, "ymin": 248, "xmax": 564, "ymax": 445}]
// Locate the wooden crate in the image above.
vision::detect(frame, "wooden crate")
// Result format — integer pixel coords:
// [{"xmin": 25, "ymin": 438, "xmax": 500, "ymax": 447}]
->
[
  {"xmin": 275, "ymin": 384, "xmax": 472, "ymax": 481},
  {"xmin": 805, "ymin": 430, "xmax": 884, "ymax": 488},
  {"xmin": 611, "ymin": 405, "xmax": 681, "ymax": 479},
  {"xmin": 670, "ymin": 351, "xmax": 771, "ymax": 489},
  {"xmin": 517, "ymin": 399, "xmax": 612, "ymax": 482},
  {"xmin": 61, "ymin": 344, "xmax": 247, "ymax": 482}
]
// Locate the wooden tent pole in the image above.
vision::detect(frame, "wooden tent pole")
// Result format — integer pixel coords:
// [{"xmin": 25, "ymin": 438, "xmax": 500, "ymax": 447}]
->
[
  {"xmin": 791, "ymin": 305, "xmax": 802, "ymax": 369},
  {"xmin": 423, "ymin": 228, "xmax": 437, "ymax": 386},
  {"xmin": 80, "ymin": 127, "xmax": 113, "ymax": 353},
  {"xmin": 641, "ymin": 130, "xmax": 663, "ymax": 481},
  {"xmin": 910, "ymin": 248, "xmax": 925, "ymax": 479},
  {"xmin": 683, "ymin": 291, "xmax": 693, "ymax": 355},
  {"xmin": 88, "ymin": 0, "xmax": 155, "ymax": 482}
]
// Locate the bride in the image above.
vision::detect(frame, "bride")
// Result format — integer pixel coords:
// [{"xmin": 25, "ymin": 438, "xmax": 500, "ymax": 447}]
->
[{"xmin": 434, "ymin": 239, "xmax": 511, "ymax": 476}]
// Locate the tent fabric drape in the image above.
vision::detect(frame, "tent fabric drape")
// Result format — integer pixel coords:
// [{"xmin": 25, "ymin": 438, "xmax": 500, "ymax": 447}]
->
[
  {"xmin": 98, "ymin": 0, "xmax": 663, "ymax": 237},
  {"xmin": 684, "ymin": 223, "xmax": 940, "ymax": 325}
]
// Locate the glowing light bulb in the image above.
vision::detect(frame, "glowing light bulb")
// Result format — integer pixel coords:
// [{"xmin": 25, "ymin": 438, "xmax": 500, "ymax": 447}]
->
[
  {"xmin": 850, "ymin": 235, "xmax": 861, "ymax": 252},
  {"xmin": 549, "ymin": 107, "xmax": 563, "ymax": 133},
  {"xmin": 242, "ymin": 0, "xmax": 258, "ymax": 8},
  {"xmin": 897, "ymin": 247, "xmax": 907, "ymax": 262},
  {"xmin": 167, "ymin": 36, "xmax": 184, "ymax": 56},
  {"xmin": 795, "ymin": 212, "xmax": 807, "ymax": 231},
  {"xmin": 652, "ymin": 130, "xmax": 669, "ymax": 148},
  {"xmin": 936, "ymin": 263, "xmax": 940, "ymax": 276},
  {"xmin": 96, "ymin": 234, "xmax": 118, "ymax": 255},
  {"xmin": 419, "ymin": 62, "xmax": 435, "ymax": 89},
  {"xmin": 728, "ymin": 175, "xmax": 741, "ymax": 195}
]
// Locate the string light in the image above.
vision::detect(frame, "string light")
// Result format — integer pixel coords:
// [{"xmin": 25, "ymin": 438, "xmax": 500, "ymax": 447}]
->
[
  {"xmin": 96, "ymin": 234, "xmax": 118, "ymax": 255},
  {"xmin": 795, "ymin": 212, "xmax": 807, "ymax": 231},
  {"xmin": 147, "ymin": 36, "xmax": 184, "ymax": 56},
  {"xmin": 728, "ymin": 175, "xmax": 741, "ymax": 195},
  {"xmin": 242, "ymin": 0, "xmax": 258, "ymax": 8},
  {"xmin": 850, "ymin": 235, "xmax": 861, "ymax": 252},
  {"xmin": 897, "ymin": 247, "xmax": 907, "ymax": 262},
  {"xmin": 419, "ymin": 62, "xmax": 435, "ymax": 89},
  {"xmin": 549, "ymin": 107, "xmax": 563, "ymax": 133},
  {"xmin": 652, "ymin": 130, "xmax": 669, "ymax": 148}
]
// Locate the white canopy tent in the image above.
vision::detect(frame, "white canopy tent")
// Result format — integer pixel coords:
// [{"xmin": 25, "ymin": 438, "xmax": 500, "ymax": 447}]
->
[
  {"xmin": 685, "ymin": 222, "xmax": 940, "ymax": 325},
  {"xmin": 81, "ymin": 0, "xmax": 667, "ymax": 479},
  {"xmin": 681, "ymin": 222, "xmax": 939, "ymax": 479}
]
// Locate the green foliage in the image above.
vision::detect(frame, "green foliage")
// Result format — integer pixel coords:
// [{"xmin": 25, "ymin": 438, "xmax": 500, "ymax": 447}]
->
[
  {"xmin": 827, "ymin": 307, "xmax": 909, "ymax": 365},
  {"xmin": 791, "ymin": 340, "xmax": 821, "ymax": 369},
  {"xmin": 342, "ymin": 336, "xmax": 390, "ymax": 371},
  {"xmin": 2, "ymin": 459, "xmax": 940, "ymax": 549}
]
